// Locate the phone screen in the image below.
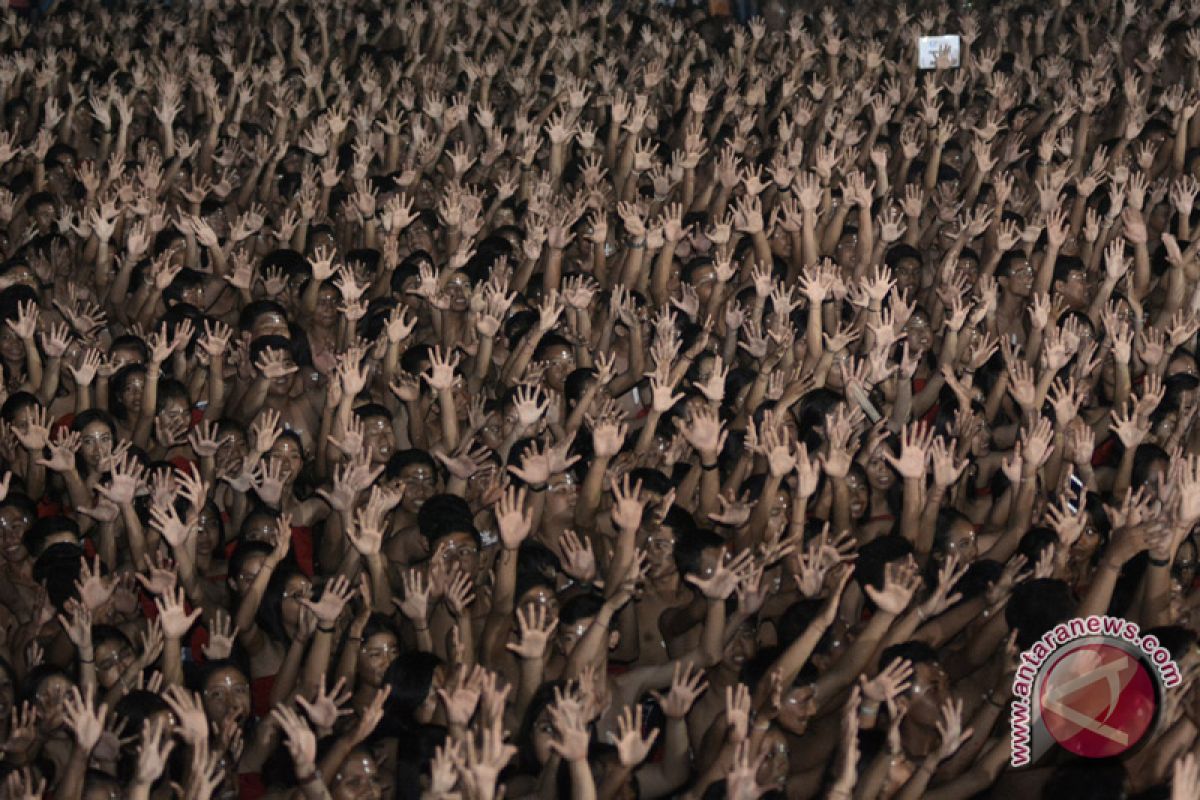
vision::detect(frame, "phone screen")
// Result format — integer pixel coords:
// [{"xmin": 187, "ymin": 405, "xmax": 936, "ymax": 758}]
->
[{"xmin": 918, "ymin": 35, "xmax": 962, "ymax": 69}]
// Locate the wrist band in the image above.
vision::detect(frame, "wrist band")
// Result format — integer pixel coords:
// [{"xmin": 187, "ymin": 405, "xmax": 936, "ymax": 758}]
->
[
  {"xmin": 1149, "ymin": 555, "xmax": 1171, "ymax": 567},
  {"xmin": 701, "ymin": 462, "xmax": 719, "ymax": 471},
  {"xmin": 413, "ymin": 623, "xmax": 429, "ymax": 632},
  {"xmin": 627, "ymin": 239, "xmax": 646, "ymax": 249},
  {"xmin": 79, "ymin": 657, "xmax": 94, "ymax": 663},
  {"xmin": 318, "ymin": 624, "xmax": 334, "ymax": 633},
  {"xmin": 529, "ymin": 483, "xmax": 547, "ymax": 492},
  {"xmin": 297, "ymin": 770, "xmax": 321, "ymax": 785}
]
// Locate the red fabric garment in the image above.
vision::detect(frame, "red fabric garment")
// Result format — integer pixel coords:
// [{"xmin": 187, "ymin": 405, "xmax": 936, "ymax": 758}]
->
[
  {"xmin": 237, "ymin": 773, "xmax": 267, "ymax": 800},
  {"xmin": 224, "ymin": 526, "xmax": 313, "ymax": 577},
  {"xmin": 251, "ymin": 674, "xmax": 276, "ymax": 719}
]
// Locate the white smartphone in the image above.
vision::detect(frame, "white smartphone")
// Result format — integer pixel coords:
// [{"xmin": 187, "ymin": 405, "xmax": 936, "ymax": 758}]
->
[{"xmin": 918, "ymin": 35, "xmax": 962, "ymax": 69}]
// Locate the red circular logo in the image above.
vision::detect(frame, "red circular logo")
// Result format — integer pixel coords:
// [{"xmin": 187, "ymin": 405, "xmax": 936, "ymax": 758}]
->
[{"xmin": 1038, "ymin": 642, "xmax": 1157, "ymax": 758}]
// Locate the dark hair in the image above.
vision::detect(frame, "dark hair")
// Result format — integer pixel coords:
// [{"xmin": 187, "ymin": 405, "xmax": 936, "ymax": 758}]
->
[
  {"xmin": 385, "ymin": 449, "xmax": 437, "ymax": 481},
  {"xmin": 0, "ymin": 391, "xmax": 39, "ymax": 424},
  {"xmin": 383, "ymin": 652, "xmax": 443, "ymax": 736},
  {"xmin": 1006, "ymin": 579, "xmax": 1077, "ymax": 651},
  {"xmin": 1143, "ymin": 625, "xmax": 1197, "ymax": 662},
  {"xmin": 878, "ymin": 640, "xmax": 939, "ymax": 671},
  {"xmin": 559, "ymin": 592, "xmax": 605, "ymax": 629},
  {"xmin": 23, "ymin": 515, "xmax": 80, "ymax": 559},
  {"xmin": 854, "ymin": 535, "xmax": 914, "ymax": 593},
  {"xmin": 257, "ymin": 563, "xmax": 307, "ymax": 643},
  {"xmin": 113, "ymin": 690, "xmax": 170, "ymax": 740},
  {"xmin": 1040, "ymin": 758, "xmax": 1127, "ymax": 800},
  {"xmin": 417, "ymin": 494, "xmax": 477, "ymax": 547},
  {"xmin": 672, "ymin": 528, "xmax": 725, "ymax": 579},
  {"xmin": 227, "ymin": 541, "xmax": 274, "ymax": 589},
  {"xmin": 109, "ymin": 364, "xmax": 148, "ymax": 421}
]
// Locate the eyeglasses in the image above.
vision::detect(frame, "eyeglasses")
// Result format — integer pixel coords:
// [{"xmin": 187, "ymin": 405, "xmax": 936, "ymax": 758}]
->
[
  {"xmin": 96, "ymin": 645, "xmax": 133, "ymax": 672},
  {"xmin": 361, "ymin": 644, "xmax": 400, "ymax": 659},
  {"xmin": 439, "ymin": 543, "xmax": 479, "ymax": 562},
  {"xmin": 282, "ymin": 583, "xmax": 313, "ymax": 601},
  {"xmin": 204, "ymin": 683, "xmax": 251, "ymax": 703},
  {"xmin": 402, "ymin": 471, "xmax": 436, "ymax": 487},
  {"xmin": 548, "ymin": 476, "xmax": 579, "ymax": 494}
]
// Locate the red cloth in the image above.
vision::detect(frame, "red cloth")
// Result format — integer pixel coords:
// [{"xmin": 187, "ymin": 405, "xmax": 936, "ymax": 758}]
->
[
  {"xmin": 251, "ymin": 674, "xmax": 275, "ymax": 719},
  {"xmin": 224, "ymin": 526, "xmax": 313, "ymax": 577},
  {"xmin": 237, "ymin": 773, "xmax": 266, "ymax": 800}
]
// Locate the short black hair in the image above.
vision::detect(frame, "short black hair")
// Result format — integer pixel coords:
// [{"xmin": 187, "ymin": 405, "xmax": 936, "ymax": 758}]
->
[{"xmin": 1005, "ymin": 579, "xmax": 1077, "ymax": 651}]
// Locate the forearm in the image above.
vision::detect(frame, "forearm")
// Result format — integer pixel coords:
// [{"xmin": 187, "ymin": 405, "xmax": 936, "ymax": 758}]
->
[
  {"xmin": 270, "ymin": 637, "xmax": 309, "ymax": 710},
  {"xmin": 162, "ymin": 637, "xmax": 185, "ymax": 688},
  {"xmin": 58, "ymin": 747, "xmax": 90, "ymax": 800}
]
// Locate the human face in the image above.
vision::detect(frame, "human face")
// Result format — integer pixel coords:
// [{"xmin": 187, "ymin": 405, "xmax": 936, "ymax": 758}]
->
[
  {"xmin": 33, "ymin": 202, "xmax": 55, "ymax": 233},
  {"xmin": 398, "ymin": 463, "xmax": 436, "ymax": 512},
  {"xmin": 531, "ymin": 705, "xmax": 557, "ymax": 765},
  {"xmin": 251, "ymin": 312, "xmax": 290, "ymax": 340},
  {"xmin": 203, "ymin": 666, "xmax": 251, "ymax": 725},
  {"xmin": 1071, "ymin": 519, "xmax": 1104, "ymax": 564},
  {"xmin": 95, "ymin": 639, "xmax": 136, "ymax": 690},
  {"xmin": 0, "ymin": 265, "xmax": 35, "ymax": 291},
  {"xmin": 772, "ymin": 686, "xmax": 820, "ymax": 734},
  {"xmin": 541, "ymin": 344, "xmax": 576, "ymax": 392},
  {"xmin": 230, "ymin": 552, "xmax": 267, "ymax": 597},
  {"xmin": 195, "ymin": 505, "xmax": 221, "ymax": 560},
  {"xmin": 215, "ymin": 429, "xmax": 246, "ymax": 478},
  {"xmin": 315, "ymin": 285, "xmax": 340, "ymax": 326},
  {"xmin": 836, "ymin": 233, "xmax": 859, "ymax": 271},
  {"xmin": 893, "ymin": 259, "xmax": 921, "ymax": 296},
  {"xmin": 120, "ymin": 373, "xmax": 146, "ymax": 417},
  {"xmin": 517, "ymin": 586, "xmax": 559, "ymax": 626},
  {"xmin": 687, "ymin": 264, "xmax": 717, "ymax": 304},
  {"xmin": 0, "ymin": 326, "xmax": 23, "ymax": 362},
  {"xmin": 35, "ymin": 674, "xmax": 73, "ymax": 731},
  {"xmin": 262, "ymin": 351, "xmax": 298, "ymax": 396},
  {"xmin": 722, "ymin": 619, "xmax": 758, "ymax": 670},
  {"xmin": 109, "ymin": 345, "xmax": 143, "ymax": 371},
  {"xmin": 1057, "ymin": 270, "xmax": 1088, "ymax": 309},
  {"xmin": 865, "ymin": 447, "xmax": 895, "ymax": 491},
  {"xmin": 1175, "ymin": 542, "xmax": 1198, "ymax": 591},
  {"xmin": 268, "ymin": 437, "xmax": 304, "ymax": 484},
  {"xmin": 444, "ymin": 271, "xmax": 471, "ymax": 312},
  {"xmin": 0, "ymin": 506, "xmax": 31, "ymax": 564},
  {"xmin": 1006, "ymin": 258, "xmax": 1034, "ymax": 297},
  {"xmin": 844, "ymin": 471, "xmax": 869, "ymax": 519},
  {"xmin": 281, "ymin": 574, "xmax": 313, "ymax": 628},
  {"xmin": 942, "ymin": 519, "xmax": 978, "ymax": 563},
  {"xmin": 357, "ymin": 632, "xmax": 400, "ymax": 688},
  {"xmin": 557, "ymin": 615, "xmax": 593, "ymax": 657},
  {"xmin": 756, "ymin": 728, "xmax": 790, "ymax": 790},
  {"xmin": 906, "ymin": 662, "xmax": 951, "ymax": 727},
  {"xmin": 157, "ymin": 397, "xmax": 191, "ymax": 435},
  {"xmin": 545, "ymin": 470, "xmax": 580, "ymax": 514},
  {"xmin": 646, "ymin": 527, "xmax": 678, "ymax": 578},
  {"xmin": 904, "ymin": 311, "xmax": 933, "ymax": 353},
  {"xmin": 361, "ymin": 415, "xmax": 396, "ymax": 463},
  {"xmin": 434, "ymin": 532, "xmax": 480, "ymax": 580}
]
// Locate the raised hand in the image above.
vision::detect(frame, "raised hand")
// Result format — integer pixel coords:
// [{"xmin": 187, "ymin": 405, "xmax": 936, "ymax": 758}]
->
[
  {"xmin": 613, "ymin": 704, "xmax": 659, "ymax": 767},
  {"xmin": 507, "ymin": 604, "xmax": 557, "ymax": 661},
  {"xmin": 650, "ymin": 661, "xmax": 708, "ymax": 719},
  {"xmin": 295, "ymin": 676, "xmax": 353, "ymax": 733}
]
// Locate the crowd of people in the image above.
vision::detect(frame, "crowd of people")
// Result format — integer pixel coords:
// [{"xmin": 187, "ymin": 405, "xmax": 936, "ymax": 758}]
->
[{"xmin": 2, "ymin": 0, "xmax": 1200, "ymax": 797}]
